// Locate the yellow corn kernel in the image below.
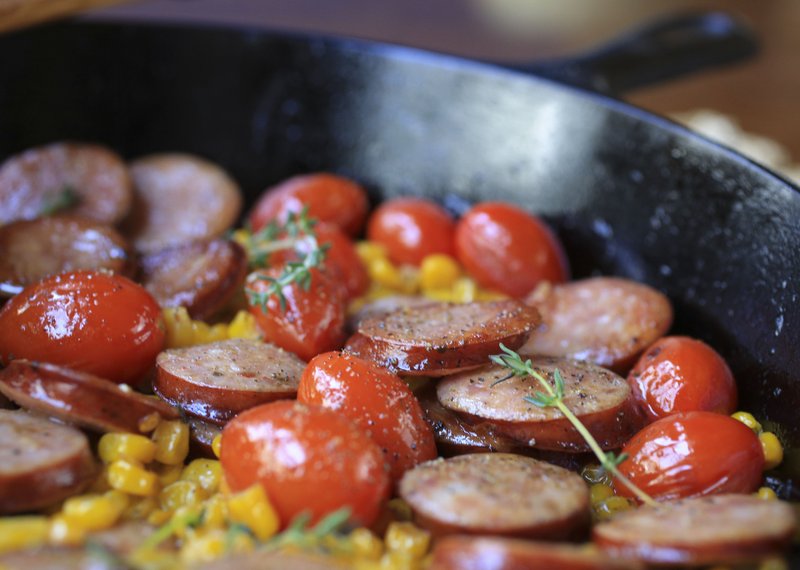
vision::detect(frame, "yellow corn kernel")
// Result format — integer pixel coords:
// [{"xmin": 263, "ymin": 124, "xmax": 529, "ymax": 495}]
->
[
  {"xmin": 385, "ymin": 522, "xmax": 430, "ymax": 559},
  {"xmin": 105, "ymin": 490, "xmax": 131, "ymax": 514},
  {"xmin": 0, "ymin": 516, "xmax": 49, "ymax": 554},
  {"xmin": 590, "ymin": 483, "xmax": 615, "ymax": 505},
  {"xmin": 475, "ymin": 288, "xmax": 507, "ymax": 301},
  {"xmin": 760, "ymin": 431, "xmax": 784, "ymax": 470},
  {"xmin": 62, "ymin": 494, "xmax": 122, "ymax": 532},
  {"xmin": 156, "ymin": 463, "xmax": 183, "ymax": 487},
  {"xmin": 138, "ymin": 412, "xmax": 162, "ymax": 434},
  {"xmin": 452, "ymin": 277, "xmax": 478, "ymax": 303},
  {"xmin": 107, "ymin": 459, "xmax": 159, "ymax": 497},
  {"xmin": 732, "ymin": 411, "xmax": 763, "ymax": 433},
  {"xmin": 369, "ymin": 258, "xmax": 404, "ymax": 289},
  {"xmin": 48, "ymin": 513, "xmax": 87, "ymax": 546},
  {"xmin": 356, "ymin": 241, "xmax": 388, "ymax": 265},
  {"xmin": 422, "ymin": 288, "xmax": 456, "ymax": 303},
  {"xmin": 376, "ymin": 550, "xmax": 418, "ymax": 570},
  {"xmin": 399, "ymin": 265, "xmax": 420, "ymax": 295},
  {"xmin": 419, "ymin": 254, "xmax": 461, "ymax": 291},
  {"xmin": 179, "ymin": 529, "xmax": 226, "ymax": 565},
  {"xmin": 152, "ymin": 420, "xmax": 189, "ymax": 465},
  {"xmin": 124, "ymin": 496, "xmax": 158, "ymax": 520},
  {"xmin": 349, "ymin": 527, "xmax": 384, "ymax": 561},
  {"xmin": 163, "ymin": 307, "xmax": 195, "ymax": 348},
  {"xmin": 201, "ymin": 494, "xmax": 229, "ymax": 529},
  {"xmin": 227, "ymin": 484, "xmax": 280, "ymax": 541},
  {"xmin": 227, "ymin": 310, "xmax": 260, "ymax": 340},
  {"xmin": 211, "ymin": 435, "xmax": 222, "ymax": 459},
  {"xmin": 594, "ymin": 496, "xmax": 632, "ymax": 521},
  {"xmin": 98, "ymin": 433, "xmax": 157, "ymax": 464},
  {"xmin": 160, "ymin": 481, "xmax": 207, "ymax": 513},
  {"xmin": 757, "ymin": 486, "xmax": 778, "ymax": 500},
  {"xmin": 147, "ymin": 509, "xmax": 171, "ymax": 527},
  {"xmin": 181, "ymin": 459, "xmax": 222, "ymax": 494}
]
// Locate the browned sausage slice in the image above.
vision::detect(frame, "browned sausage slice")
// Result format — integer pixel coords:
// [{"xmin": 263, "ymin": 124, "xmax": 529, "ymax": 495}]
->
[
  {"xmin": 399, "ymin": 453, "xmax": 590, "ymax": 540},
  {"xmin": 124, "ymin": 154, "xmax": 242, "ymax": 252},
  {"xmin": 140, "ymin": 239, "xmax": 247, "ymax": 320},
  {"xmin": 154, "ymin": 339, "xmax": 305, "ymax": 425},
  {"xmin": 0, "ymin": 360, "xmax": 179, "ymax": 433},
  {"xmin": 0, "ymin": 409, "xmax": 95, "ymax": 514},
  {"xmin": 0, "ymin": 216, "xmax": 134, "ymax": 297},
  {"xmin": 522, "ymin": 278, "xmax": 672, "ymax": 373},
  {"xmin": 346, "ymin": 294, "xmax": 433, "ymax": 332},
  {"xmin": 187, "ymin": 416, "xmax": 222, "ymax": 458},
  {"xmin": 431, "ymin": 536, "xmax": 644, "ymax": 570},
  {"xmin": 353, "ymin": 300, "xmax": 540, "ymax": 375},
  {"xmin": 593, "ymin": 494, "xmax": 796, "ymax": 566},
  {"xmin": 0, "ymin": 142, "xmax": 133, "ymax": 225},
  {"xmin": 437, "ymin": 358, "xmax": 642, "ymax": 452}
]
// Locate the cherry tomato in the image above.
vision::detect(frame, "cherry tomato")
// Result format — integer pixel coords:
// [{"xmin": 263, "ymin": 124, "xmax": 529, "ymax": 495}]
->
[
  {"xmin": 248, "ymin": 173, "xmax": 369, "ymax": 237},
  {"xmin": 298, "ymin": 352, "xmax": 437, "ymax": 484},
  {"xmin": 221, "ymin": 400, "xmax": 390, "ymax": 527},
  {"xmin": 0, "ymin": 270, "xmax": 164, "ymax": 385},
  {"xmin": 271, "ymin": 223, "xmax": 368, "ymax": 300},
  {"xmin": 455, "ymin": 202, "xmax": 568, "ymax": 297},
  {"xmin": 628, "ymin": 336, "xmax": 737, "ymax": 421},
  {"xmin": 366, "ymin": 198, "xmax": 455, "ymax": 266},
  {"xmin": 615, "ymin": 411, "xmax": 764, "ymax": 502},
  {"xmin": 245, "ymin": 266, "xmax": 347, "ymax": 361}
]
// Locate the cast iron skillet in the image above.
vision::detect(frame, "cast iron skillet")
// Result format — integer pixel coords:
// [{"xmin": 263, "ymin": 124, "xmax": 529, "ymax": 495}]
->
[{"xmin": 2, "ymin": 10, "xmax": 800, "ymax": 500}]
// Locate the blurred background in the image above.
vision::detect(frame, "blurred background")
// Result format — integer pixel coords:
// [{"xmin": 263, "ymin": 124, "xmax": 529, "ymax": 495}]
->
[{"xmin": 5, "ymin": 0, "xmax": 796, "ymax": 177}]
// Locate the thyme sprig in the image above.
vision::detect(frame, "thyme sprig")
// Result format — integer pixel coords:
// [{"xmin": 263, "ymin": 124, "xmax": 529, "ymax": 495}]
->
[
  {"xmin": 261, "ymin": 508, "xmax": 352, "ymax": 552},
  {"xmin": 489, "ymin": 344, "xmax": 657, "ymax": 506},
  {"xmin": 243, "ymin": 208, "xmax": 330, "ymax": 312}
]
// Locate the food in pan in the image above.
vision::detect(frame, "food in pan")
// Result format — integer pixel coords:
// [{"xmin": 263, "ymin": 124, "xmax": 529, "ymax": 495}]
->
[{"xmin": 0, "ymin": 141, "xmax": 794, "ymax": 568}]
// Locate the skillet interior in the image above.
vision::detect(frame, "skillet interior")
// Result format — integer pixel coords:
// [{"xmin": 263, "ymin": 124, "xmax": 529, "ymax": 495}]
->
[{"xmin": 1, "ymin": 21, "xmax": 799, "ymax": 456}]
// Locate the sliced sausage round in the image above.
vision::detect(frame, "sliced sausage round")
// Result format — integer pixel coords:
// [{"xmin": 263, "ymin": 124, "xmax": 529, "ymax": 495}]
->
[
  {"xmin": 593, "ymin": 494, "xmax": 796, "ymax": 566},
  {"xmin": 124, "ymin": 153, "xmax": 242, "ymax": 252},
  {"xmin": 521, "ymin": 277, "xmax": 673, "ymax": 373},
  {"xmin": 431, "ymin": 536, "xmax": 644, "ymax": 570},
  {"xmin": 0, "ymin": 215, "xmax": 134, "ymax": 297},
  {"xmin": 353, "ymin": 300, "xmax": 540, "ymax": 375},
  {"xmin": 346, "ymin": 295, "xmax": 433, "ymax": 333},
  {"xmin": 155, "ymin": 339, "xmax": 305, "ymax": 425},
  {"xmin": 0, "ymin": 142, "xmax": 133, "ymax": 225},
  {"xmin": 399, "ymin": 453, "xmax": 590, "ymax": 540},
  {"xmin": 140, "ymin": 238, "xmax": 248, "ymax": 320},
  {"xmin": 0, "ymin": 360, "xmax": 179, "ymax": 433},
  {"xmin": 417, "ymin": 384, "xmax": 590, "ymax": 470},
  {"xmin": 437, "ymin": 358, "xmax": 642, "ymax": 452},
  {"xmin": 0, "ymin": 409, "xmax": 96, "ymax": 514}
]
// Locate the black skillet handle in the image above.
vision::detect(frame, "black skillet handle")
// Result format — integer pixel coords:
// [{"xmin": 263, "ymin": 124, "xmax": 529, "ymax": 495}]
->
[{"xmin": 520, "ymin": 11, "xmax": 758, "ymax": 95}]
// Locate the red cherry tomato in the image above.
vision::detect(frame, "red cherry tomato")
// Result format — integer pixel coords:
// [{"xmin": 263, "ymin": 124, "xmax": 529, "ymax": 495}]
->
[
  {"xmin": 221, "ymin": 400, "xmax": 390, "ymax": 527},
  {"xmin": 298, "ymin": 352, "xmax": 437, "ymax": 484},
  {"xmin": 615, "ymin": 411, "xmax": 764, "ymax": 502},
  {"xmin": 0, "ymin": 270, "xmax": 164, "ymax": 385},
  {"xmin": 271, "ymin": 223, "xmax": 368, "ymax": 300},
  {"xmin": 455, "ymin": 202, "xmax": 568, "ymax": 297},
  {"xmin": 366, "ymin": 198, "xmax": 455, "ymax": 266},
  {"xmin": 245, "ymin": 266, "xmax": 347, "ymax": 361},
  {"xmin": 248, "ymin": 173, "xmax": 369, "ymax": 237},
  {"xmin": 628, "ymin": 336, "xmax": 737, "ymax": 421}
]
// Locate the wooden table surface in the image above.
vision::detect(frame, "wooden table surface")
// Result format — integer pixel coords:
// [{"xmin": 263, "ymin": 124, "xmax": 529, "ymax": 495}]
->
[{"xmin": 87, "ymin": 0, "xmax": 799, "ymax": 160}]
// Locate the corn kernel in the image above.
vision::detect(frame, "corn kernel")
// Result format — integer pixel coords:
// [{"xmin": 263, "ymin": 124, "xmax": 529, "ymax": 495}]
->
[
  {"xmin": 475, "ymin": 288, "xmax": 507, "ymax": 301},
  {"xmin": 147, "ymin": 509, "xmax": 171, "ymax": 526},
  {"xmin": 98, "ymin": 433, "xmax": 157, "ymax": 464},
  {"xmin": 378, "ymin": 550, "xmax": 418, "ymax": 570},
  {"xmin": 156, "ymin": 463, "xmax": 183, "ymax": 487},
  {"xmin": 757, "ymin": 486, "xmax": 778, "ymax": 500},
  {"xmin": 163, "ymin": 307, "xmax": 195, "ymax": 348},
  {"xmin": 760, "ymin": 431, "xmax": 784, "ymax": 470},
  {"xmin": 590, "ymin": 483, "xmax": 615, "ymax": 505},
  {"xmin": 421, "ymin": 288, "xmax": 456, "ymax": 303},
  {"xmin": 227, "ymin": 484, "xmax": 280, "ymax": 541},
  {"xmin": 160, "ymin": 481, "xmax": 207, "ymax": 513},
  {"xmin": 124, "ymin": 496, "xmax": 158, "ymax": 520},
  {"xmin": 107, "ymin": 460, "xmax": 159, "ymax": 496},
  {"xmin": 179, "ymin": 529, "xmax": 226, "ymax": 565},
  {"xmin": 594, "ymin": 496, "xmax": 632, "ymax": 521},
  {"xmin": 732, "ymin": 411, "xmax": 763, "ymax": 433},
  {"xmin": 452, "ymin": 277, "xmax": 478, "ymax": 303},
  {"xmin": 152, "ymin": 420, "xmax": 189, "ymax": 465},
  {"xmin": 181, "ymin": 459, "xmax": 222, "ymax": 494},
  {"xmin": 201, "ymin": 494, "xmax": 229, "ymax": 529},
  {"xmin": 349, "ymin": 528, "xmax": 384, "ymax": 561},
  {"xmin": 138, "ymin": 412, "xmax": 162, "ymax": 434},
  {"xmin": 62, "ymin": 494, "xmax": 123, "ymax": 531},
  {"xmin": 419, "ymin": 254, "xmax": 461, "ymax": 291},
  {"xmin": 48, "ymin": 513, "xmax": 87, "ymax": 546},
  {"xmin": 356, "ymin": 241, "xmax": 388, "ymax": 265},
  {"xmin": 0, "ymin": 516, "xmax": 49, "ymax": 554},
  {"xmin": 211, "ymin": 435, "xmax": 222, "ymax": 459},
  {"xmin": 385, "ymin": 522, "xmax": 430, "ymax": 559},
  {"xmin": 227, "ymin": 310, "xmax": 260, "ymax": 340},
  {"xmin": 369, "ymin": 258, "xmax": 404, "ymax": 289},
  {"xmin": 399, "ymin": 265, "xmax": 420, "ymax": 295}
]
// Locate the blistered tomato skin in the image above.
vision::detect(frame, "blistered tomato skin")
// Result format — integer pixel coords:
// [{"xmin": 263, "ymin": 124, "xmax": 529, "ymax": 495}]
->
[
  {"xmin": 298, "ymin": 352, "xmax": 437, "ymax": 484},
  {"xmin": 628, "ymin": 336, "xmax": 737, "ymax": 421},
  {"xmin": 220, "ymin": 400, "xmax": 390, "ymax": 527},
  {"xmin": 455, "ymin": 202, "xmax": 568, "ymax": 298},
  {"xmin": 245, "ymin": 267, "xmax": 347, "ymax": 361},
  {"xmin": 615, "ymin": 411, "xmax": 764, "ymax": 502},
  {"xmin": 247, "ymin": 173, "xmax": 369, "ymax": 237},
  {"xmin": 0, "ymin": 270, "xmax": 164, "ymax": 385},
  {"xmin": 366, "ymin": 197, "xmax": 456, "ymax": 266}
]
